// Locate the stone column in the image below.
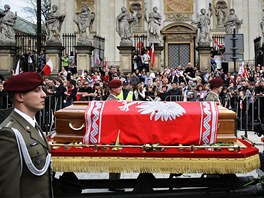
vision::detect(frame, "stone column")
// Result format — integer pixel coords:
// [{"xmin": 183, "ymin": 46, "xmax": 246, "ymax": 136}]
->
[
  {"xmin": 74, "ymin": 45, "xmax": 94, "ymax": 73},
  {"xmin": 117, "ymin": 45, "xmax": 135, "ymax": 73},
  {"xmin": 45, "ymin": 45, "xmax": 65, "ymax": 74},
  {"xmin": 0, "ymin": 46, "xmax": 17, "ymax": 77},
  {"xmin": 196, "ymin": 46, "xmax": 213, "ymax": 71}
]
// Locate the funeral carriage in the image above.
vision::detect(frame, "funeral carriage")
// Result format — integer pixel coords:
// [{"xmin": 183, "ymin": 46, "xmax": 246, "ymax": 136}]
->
[{"xmin": 50, "ymin": 100, "xmax": 262, "ymax": 197}]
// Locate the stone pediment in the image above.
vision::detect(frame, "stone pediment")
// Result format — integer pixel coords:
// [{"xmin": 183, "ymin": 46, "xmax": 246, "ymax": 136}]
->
[{"xmin": 161, "ymin": 22, "xmax": 197, "ymax": 34}]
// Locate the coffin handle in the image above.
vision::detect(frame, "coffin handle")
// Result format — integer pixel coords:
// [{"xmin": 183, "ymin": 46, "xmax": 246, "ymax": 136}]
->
[{"xmin": 69, "ymin": 123, "xmax": 85, "ymax": 131}]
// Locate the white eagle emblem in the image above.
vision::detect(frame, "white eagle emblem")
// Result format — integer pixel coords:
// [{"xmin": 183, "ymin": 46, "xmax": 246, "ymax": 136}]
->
[
  {"xmin": 118, "ymin": 101, "xmax": 186, "ymax": 122},
  {"xmin": 137, "ymin": 101, "xmax": 186, "ymax": 121}
]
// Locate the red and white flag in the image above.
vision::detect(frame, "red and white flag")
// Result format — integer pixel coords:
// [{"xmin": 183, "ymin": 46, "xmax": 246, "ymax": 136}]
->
[
  {"xmin": 148, "ymin": 43, "xmax": 155, "ymax": 68},
  {"xmin": 42, "ymin": 59, "xmax": 53, "ymax": 76},
  {"xmin": 81, "ymin": 68, "xmax": 85, "ymax": 78},
  {"xmin": 138, "ymin": 41, "xmax": 144, "ymax": 55},
  {"xmin": 15, "ymin": 60, "xmax": 20, "ymax": 75},
  {"xmin": 239, "ymin": 99, "xmax": 243, "ymax": 110},
  {"xmin": 238, "ymin": 62, "xmax": 248, "ymax": 79},
  {"xmin": 83, "ymin": 101, "xmax": 219, "ymax": 145},
  {"xmin": 213, "ymin": 37, "xmax": 224, "ymax": 51},
  {"xmin": 94, "ymin": 49, "xmax": 101, "ymax": 66},
  {"xmin": 104, "ymin": 58, "xmax": 108, "ymax": 67}
]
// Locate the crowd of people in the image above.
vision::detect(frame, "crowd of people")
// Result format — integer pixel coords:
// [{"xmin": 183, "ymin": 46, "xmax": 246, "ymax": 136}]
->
[
  {"xmin": 29, "ymin": 62, "xmax": 263, "ymax": 112},
  {"xmin": 1, "ymin": 61, "xmax": 264, "ymax": 110}
]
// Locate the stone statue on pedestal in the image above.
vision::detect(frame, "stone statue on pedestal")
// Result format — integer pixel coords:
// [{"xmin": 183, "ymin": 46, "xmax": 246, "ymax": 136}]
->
[
  {"xmin": 192, "ymin": 3, "xmax": 212, "ymax": 47},
  {"xmin": 215, "ymin": 0, "xmax": 228, "ymax": 28},
  {"xmin": 0, "ymin": 4, "xmax": 17, "ymax": 45},
  {"xmin": 145, "ymin": 6, "xmax": 162, "ymax": 44},
  {"xmin": 116, "ymin": 7, "xmax": 135, "ymax": 46},
  {"xmin": 74, "ymin": 5, "xmax": 95, "ymax": 46},
  {"xmin": 224, "ymin": 9, "xmax": 243, "ymax": 34},
  {"xmin": 45, "ymin": 5, "xmax": 65, "ymax": 44}
]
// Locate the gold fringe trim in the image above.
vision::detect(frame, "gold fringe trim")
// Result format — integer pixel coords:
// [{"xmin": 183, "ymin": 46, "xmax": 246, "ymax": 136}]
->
[{"xmin": 52, "ymin": 154, "xmax": 260, "ymax": 174}]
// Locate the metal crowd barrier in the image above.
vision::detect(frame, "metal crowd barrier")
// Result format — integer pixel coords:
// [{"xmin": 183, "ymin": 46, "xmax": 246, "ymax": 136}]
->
[
  {"xmin": 235, "ymin": 96, "xmax": 264, "ymax": 131},
  {"xmin": 165, "ymin": 95, "xmax": 184, "ymax": 101},
  {"xmin": 0, "ymin": 94, "xmax": 64, "ymax": 133},
  {"xmin": 36, "ymin": 95, "xmax": 65, "ymax": 133},
  {"xmin": 0, "ymin": 93, "xmax": 12, "ymax": 109}
]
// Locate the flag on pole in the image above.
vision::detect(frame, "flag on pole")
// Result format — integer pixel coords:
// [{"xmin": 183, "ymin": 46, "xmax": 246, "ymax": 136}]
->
[
  {"xmin": 238, "ymin": 62, "xmax": 248, "ymax": 79},
  {"xmin": 138, "ymin": 41, "xmax": 144, "ymax": 55},
  {"xmin": 238, "ymin": 62, "xmax": 244, "ymax": 75},
  {"xmin": 104, "ymin": 58, "xmax": 108, "ymax": 67},
  {"xmin": 149, "ymin": 43, "xmax": 155, "ymax": 68},
  {"xmin": 15, "ymin": 60, "xmax": 20, "ymax": 75},
  {"xmin": 41, "ymin": 59, "xmax": 53, "ymax": 76},
  {"xmin": 213, "ymin": 38, "xmax": 219, "ymax": 51},
  {"xmin": 239, "ymin": 99, "xmax": 243, "ymax": 110},
  {"xmin": 79, "ymin": 68, "xmax": 85, "ymax": 82},
  {"xmin": 81, "ymin": 68, "xmax": 85, "ymax": 78},
  {"xmin": 94, "ymin": 49, "xmax": 101, "ymax": 66}
]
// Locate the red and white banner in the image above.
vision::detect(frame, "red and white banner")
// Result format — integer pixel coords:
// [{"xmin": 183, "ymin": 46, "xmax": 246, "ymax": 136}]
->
[
  {"xmin": 15, "ymin": 59, "xmax": 20, "ymax": 75},
  {"xmin": 83, "ymin": 101, "xmax": 219, "ymax": 145},
  {"xmin": 138, "ymin": 41, "xmax": 144, "ymax": 55},
  {"xmin": 42, "ymin": 59, "xmax": 53, "ymax": 76},
  {"xmin": 213, "ymin": 37, "xmax": 224, "ymax": 50},
  {"xmin": 148, "ymin": 43, "xmax": 155, "ymax": 68},
  {"xmin": 94, "ymin": 49, "xmax": 101, "ymax": 66},
  {"xmin": 238, "ymin": 62, "xmax": 248, "ymax": 79}
]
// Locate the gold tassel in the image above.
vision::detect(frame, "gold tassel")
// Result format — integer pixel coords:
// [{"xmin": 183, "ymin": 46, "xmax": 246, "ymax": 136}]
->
[
  {"xmin": 52, "ymin": 154, "xmax": 260, "ymax": 174},
  {"xmin": 112, "ymin": 129, "xmax": 122, "ymax": 151}
]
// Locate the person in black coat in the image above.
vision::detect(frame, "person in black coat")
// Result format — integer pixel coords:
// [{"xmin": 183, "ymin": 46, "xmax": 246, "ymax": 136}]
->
[{"xmin": 166, "ymin": 82, "xmax": 183, "ymax": 101}]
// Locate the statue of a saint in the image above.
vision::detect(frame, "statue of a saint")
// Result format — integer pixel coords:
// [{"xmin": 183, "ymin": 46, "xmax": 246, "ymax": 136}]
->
[
  {"xmin": 224, "ymin": 9, "xmax": 243, "ymax": 34},
  {"xmin": 192, "ymin": 4, "xmax": 212, "ymax": 46},
  {"xmin": 74, "ymin": 5, "xmax": 95, "ymax": 45},
  {"xmin": 116, "ymin": 7, "xmax": 135, "ymax": 45},
  {"xmin": 215, "ymin": 0, "xmax": 228, "ymax": 28},
  {"xmin": 146, "ymin": 6, "xmax": 162, "ymax": 44},
  {"xmin": 0, "ymin": 4, "xmax": 17, "ymax": 45},
  {"xmin": 45, "ymin": 5, "xmax": 65, "ymax": 43},
  {"xmin": 130, "ymin": 3, "xmax": 142, "ymax": 27}
]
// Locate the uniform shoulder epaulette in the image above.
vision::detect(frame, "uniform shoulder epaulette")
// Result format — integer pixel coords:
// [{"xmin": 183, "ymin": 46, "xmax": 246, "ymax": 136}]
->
[{"xmin": 5, "ymin": 121, "xmax": 14, "ymax": 128}]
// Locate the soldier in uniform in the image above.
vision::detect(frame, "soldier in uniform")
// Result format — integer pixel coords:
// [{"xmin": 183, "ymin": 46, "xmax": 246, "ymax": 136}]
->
[
  {"xmin": 106, "ymin": 79, "xmax": 123, "ymax": 191},
  {"xmin": 106, "ymin": 79, "xmax": 122, "ymax": 101},
  {"xmin": 205, "ymin": 77, "xmax": 224, "ymax": 105},
  {"xmin": 0, "ymin": 72, "xmax": 53, "ymax": 198}
]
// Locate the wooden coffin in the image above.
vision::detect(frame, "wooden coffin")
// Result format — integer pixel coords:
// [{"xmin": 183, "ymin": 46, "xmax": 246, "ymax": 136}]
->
[{"xmin": 54, "ymin": 101, "xmax": 237, "ymax": 144}]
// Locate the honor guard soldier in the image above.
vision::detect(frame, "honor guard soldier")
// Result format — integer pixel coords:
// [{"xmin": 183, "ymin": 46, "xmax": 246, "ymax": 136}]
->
[
  {"xmin": 0, "ymin": 72, "xmax": 53, "ymax": 198},
  {"xmin": 106, "ymin": 79, "xmax": 124, "ymax": 191},
  {"xmin": 106, "ymin": 79, "xmax": 122, "ymax": 101},
  {"xmin": 205, "ymin": 77, "xmax": 224, "ymax": 105}
]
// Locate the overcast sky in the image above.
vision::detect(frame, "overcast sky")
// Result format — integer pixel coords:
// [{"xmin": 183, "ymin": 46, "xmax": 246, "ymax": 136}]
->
[{"xmin": 1, "ymin": 0, "xmax": 35, "ymax": 21}]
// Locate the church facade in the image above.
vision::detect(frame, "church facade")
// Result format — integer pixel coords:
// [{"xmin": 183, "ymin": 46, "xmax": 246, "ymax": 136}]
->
[{"xmin": 51, "ymin": 0, "xmax": 264, "ymax": 71}]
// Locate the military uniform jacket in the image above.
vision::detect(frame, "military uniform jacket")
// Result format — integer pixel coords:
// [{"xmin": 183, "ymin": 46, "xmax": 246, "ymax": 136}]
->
[
  {"xmin": 106, "ymin": 94, "xmax": 119, "ymax": 101},
  {"xmin": 205, "ymin": 91, "xmax": 221, "ymax": 104},
  {"xmin": 0, "ymin": 111, "xmax": 53, "ymax": 198}
]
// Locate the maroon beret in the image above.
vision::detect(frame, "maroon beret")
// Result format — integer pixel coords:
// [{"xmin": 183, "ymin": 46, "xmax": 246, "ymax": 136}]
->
[
  {"xmin": 4, "ymin": 72, "xmax": 44, "ymax": 92},
  {"xmin": 108, "ymin": 80, "xmax": 122, "ymax": 88},
  {"xmin": 209, "ymin": 78, "xmax": 224, "ymax": 89}
]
